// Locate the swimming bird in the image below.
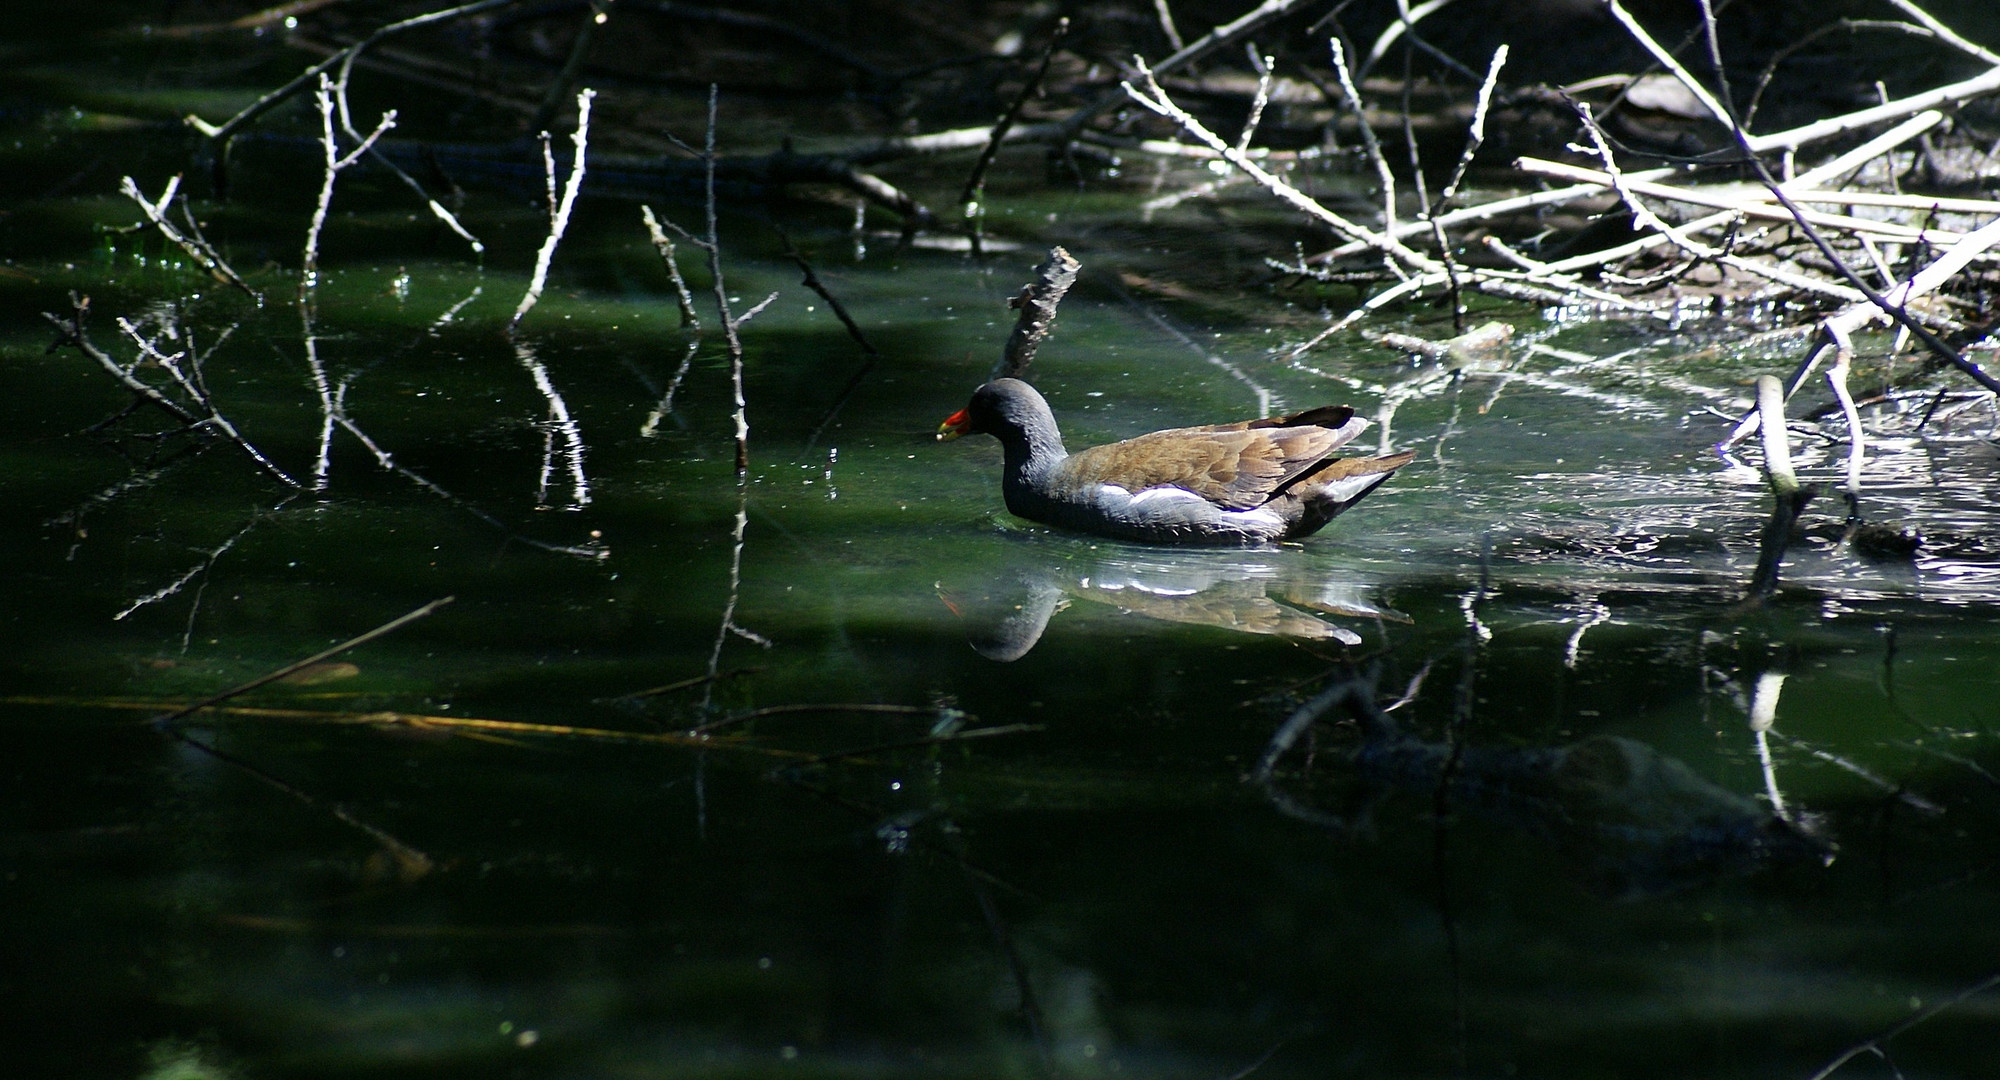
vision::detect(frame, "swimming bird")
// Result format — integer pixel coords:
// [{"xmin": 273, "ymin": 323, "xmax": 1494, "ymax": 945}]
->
[{"xmin": 937, "ymin": 378, "xmax": 1415, "ymax": 545}]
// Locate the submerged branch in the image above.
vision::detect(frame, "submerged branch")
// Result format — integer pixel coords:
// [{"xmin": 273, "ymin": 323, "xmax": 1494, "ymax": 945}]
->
[
  {"xmin": 151, "ymin": 597, "xmax": 455, "ymax": 729},
  {"xmin": 1746, "ymin": 376, "xmax": 1814, "ymax": 598}
]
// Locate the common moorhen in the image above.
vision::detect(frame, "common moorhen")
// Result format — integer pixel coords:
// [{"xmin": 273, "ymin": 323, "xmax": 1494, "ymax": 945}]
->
[{"xmin": 937, "ymin": 378, "xmax": 1416, "ymax": 545}]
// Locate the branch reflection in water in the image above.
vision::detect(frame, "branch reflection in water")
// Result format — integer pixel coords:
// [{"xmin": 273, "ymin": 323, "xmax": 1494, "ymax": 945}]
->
[
  {"xmin": 1257, "ymin": 671, "xmax": 1836, "ymax": 900},
  {"xmin": 936, "ymin": 539, "xmax": 1407, "ymax": 661}
]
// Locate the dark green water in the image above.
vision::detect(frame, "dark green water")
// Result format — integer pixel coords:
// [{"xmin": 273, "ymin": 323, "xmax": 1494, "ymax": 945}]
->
[{"xmin": 5, "ymin": 10, "xmax": 2000, "ymax": 1080}]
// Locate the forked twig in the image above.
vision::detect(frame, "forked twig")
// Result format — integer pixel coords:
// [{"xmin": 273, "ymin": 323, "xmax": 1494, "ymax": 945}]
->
[
  {"xmin": 511, "ymin": 88, "xmax": 596, "ymax": 330},
  {"xmin": 119, "ymin": 175, "xmax": 259, "ymax": 301},
  {"xmin": 302, "ymin": 73, "xmax": 397, "ymax": 299},
  {"xmin": 1801, "ymin": 970, "xmax": 2000, "ymax": 1080}
]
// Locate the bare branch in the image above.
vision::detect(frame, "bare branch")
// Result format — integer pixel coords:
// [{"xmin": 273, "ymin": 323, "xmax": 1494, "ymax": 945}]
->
[
  {"xmin": 960, "ymin": 17, "xmax": 1069, "ymax": 226},
  {"xmin": 641, "ymin": 205, "xmax": 702, "ymax": 328},
  {"xmin": 183, "ymin": 0, "xmax": 523, "ymax": 142},
  {"xmin": 152, "ymin": 597, "xmax": 456, "ymax": 729},
  {"xmin": 511, "ymin": 89, "xmax": 596, "ymax": 331},
  {"xmin": 302, "ymin": 73, "xmax": 397, "ymax": 299},
  {"xmin": 119, "ymin": 175, "xmax": 259, "ymax": 302}
]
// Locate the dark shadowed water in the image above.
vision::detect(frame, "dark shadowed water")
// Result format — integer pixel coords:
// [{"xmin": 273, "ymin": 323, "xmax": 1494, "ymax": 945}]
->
[{"xmin": 4, "ymin": 9, "xmax": 2000, "ymax": 1080}]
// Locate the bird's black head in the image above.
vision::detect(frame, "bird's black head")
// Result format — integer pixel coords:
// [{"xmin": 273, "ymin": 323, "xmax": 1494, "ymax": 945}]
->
[{"xmin": 936, "ymin": 378, "xmax": 1049, "ymax": 442}]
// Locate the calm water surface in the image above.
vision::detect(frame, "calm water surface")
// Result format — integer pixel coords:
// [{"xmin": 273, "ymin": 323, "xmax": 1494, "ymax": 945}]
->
[{"xmin": 3, "ymin": 14, "xmax": 1999, "ymax": 1080}]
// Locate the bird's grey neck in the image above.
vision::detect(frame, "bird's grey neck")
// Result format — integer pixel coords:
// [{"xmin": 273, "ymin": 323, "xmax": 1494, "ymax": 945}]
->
[
  {"xmin": 999, "ymin": 424, "xmax": 1068, "ymax": 514},
  {"xmin": 1001, "ymin": 424, "xmax": 1066, "ymax": 475}
]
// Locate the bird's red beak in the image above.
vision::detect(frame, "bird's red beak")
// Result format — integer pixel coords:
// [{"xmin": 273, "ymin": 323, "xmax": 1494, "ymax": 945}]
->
[{"xmin": 936, "ymin": 407, "xmax": 971, "ymax": 442}]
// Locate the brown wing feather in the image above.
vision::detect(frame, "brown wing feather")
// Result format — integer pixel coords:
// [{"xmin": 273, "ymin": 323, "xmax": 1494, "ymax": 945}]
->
[
  {"xmin": 1171, "ymin": 405, "xmax": 1356, "ymax": 435},
  {"xmin": 1061, "ymin": 420, "xmax": 1357, "ymax": 511},
  {"xmin": 1237, "ymin": 405, "xmax": 1354, "ymax": 432},
  {"xmin": 1293, "ymin": 449, "xmax": 1418, "ymax": 488}
]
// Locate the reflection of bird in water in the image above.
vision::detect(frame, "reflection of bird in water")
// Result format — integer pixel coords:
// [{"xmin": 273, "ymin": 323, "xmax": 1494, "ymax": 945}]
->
[
  {"xmin": 939, "ymin": 543, "xmax": 1407, "ymax": 662},
  {"xmin": 1258, "ymin": 674, "xmax": 1834, "ymax": 899},
  {"xmin": 938, "ymin": 379, "xmax": 1415, "ymax": 545}
]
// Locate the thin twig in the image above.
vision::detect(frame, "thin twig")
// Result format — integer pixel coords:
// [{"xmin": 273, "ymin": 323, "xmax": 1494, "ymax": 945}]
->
[
  {"xmin": 1425, "ymin": 45, "xmax": 1507, "ymax": 329},
  {"xmin": 782, "ymin": 235, "xmax": 880, "ymax": 360},
  {"xmin": 687, "ymin": 85, "xmax": 772, "ymax": 703},
  {"xmin": 688, "ymin": 86, "xmax": 757, "ymax": 474},
  {"xmin": 1235, "ymin": 44, "xmax": 1276, "ymax": 156},
  {"xmin": 1433, "ymin": 45, "xmax": 1508, "ymax": 215},
  {"xmin": 1151, "ymin": 0, "xmax": 1185, "ymax": 52},
  {"xmin": 960, "ymin": 16, "xmax": 1069, "ymax": 235},
  {"xmin": 609, "ymin": 666, "xmax": 762, "ymax": 702},
  {"xmin": 641, "ymin": 205, "xmax": 701, "ymax": 328},
  {"xmin": 640, "ymin": 339, "xmax": 700, "ymax": 437},
  {"xmin": 183, "ymin": 0, "xmax": 523, "ymax": 142},
  {"xmin": 700, "ymin": 486, "xmax": 764, "ymax": 711},
  {"xmin": 328, "ymin": 60, "xmax": 483, "ymax": 256},
  {"xmin": 1802, "ymin": 973, "xmax": 2000, "ymax": 1080},
  {"xmin": 782, "ymin": 232, "xmax": 883, "ymax": 449},
  {"xmin": 303, "ymin": 305, "xmax": 337, "ymax": 489},
  {"xmin": 1327, "ymin": 38, "xmax": 1401, "ymax": 275},
  {"xmin": 512, "ymin": 338, "xmax": 593, "ymax": 510}
]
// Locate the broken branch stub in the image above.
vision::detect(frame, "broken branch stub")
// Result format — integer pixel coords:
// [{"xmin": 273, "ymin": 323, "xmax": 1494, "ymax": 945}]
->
[
  {"xmin": 1747, "ymin": 375, "xmax": 1816, "ymax": 598},
  {"xmin": 996, "ymin": 247, "xmax": 1081, "ymax": 381}
]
